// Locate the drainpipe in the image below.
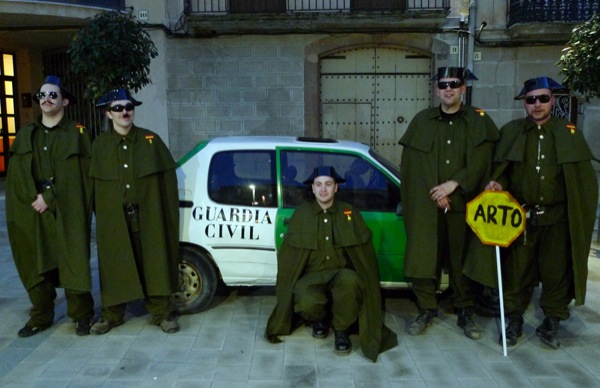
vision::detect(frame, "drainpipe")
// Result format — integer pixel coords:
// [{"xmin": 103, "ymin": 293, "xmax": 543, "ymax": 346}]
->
[
  {"xmin": 458, "ymin": 0, "xmax": 474, "ymax": 105},
  {"xmin": 466, "ymin": 0, "xmax": 478, "ymax": 106}
]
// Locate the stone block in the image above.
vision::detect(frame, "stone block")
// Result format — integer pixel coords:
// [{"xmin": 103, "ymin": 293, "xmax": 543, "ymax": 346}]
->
[
  {"xmin": 205, "ymin": 104, "xmax": 230, "ymax": 118},
  {"xmin": 219, "ymin": 119, "xmax": 243, "ymax": 132},
  {"xmin": 218, "ymin": 90, "xmax": 241, "ymax": 103}
]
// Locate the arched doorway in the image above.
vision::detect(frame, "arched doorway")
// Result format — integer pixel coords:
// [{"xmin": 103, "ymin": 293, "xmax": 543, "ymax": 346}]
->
[{"xmin": 319, "ymin": 46, "xmax": 432, "ymax": 166}]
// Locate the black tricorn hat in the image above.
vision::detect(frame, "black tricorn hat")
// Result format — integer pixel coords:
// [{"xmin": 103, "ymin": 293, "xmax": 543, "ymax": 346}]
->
[
  {"xmin": 432, "ymin": 67, "xmax": 478, "ymax": 81},
  {"xmin": 33, "ymin": 75, "xmax": 77, "ymax": 104},
  {"xmin": 303, "ymin": 166, "xmax": 346, "ymax": 184},
  {"xmin": 514, "ymin": 76, "xmax": 565, "ymax": 100},
  {"xmin": 96, "ymin": 88, "xmax": 142, "ymax": 107}
]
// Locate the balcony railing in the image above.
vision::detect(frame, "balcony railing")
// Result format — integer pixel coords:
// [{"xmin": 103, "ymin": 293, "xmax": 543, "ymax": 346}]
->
[
  {"xmin": 508, "ymin": 0, "xmax": 599, "ymax": 26},
  {"xmin": 35, "ymin": 0, "xmax": 125, "ymax": 8},
  {"xmin": 189, "ymin": 0, "xmax": 449, "ymax": 14}
]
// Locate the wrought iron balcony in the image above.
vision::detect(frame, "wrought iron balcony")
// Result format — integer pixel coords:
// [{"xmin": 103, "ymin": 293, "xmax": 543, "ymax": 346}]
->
[
  {"xmin": 187, "ymin": 0, "xmax": 450, "ymax": 36},
  {"xmin": 188, "ymin": 0, "xmax": 449, "ymax": 14},
  {"xmin": 35, "ymin": 0, "xmax": 125, "ymax": 8},
  {"xmin": 508, "ymin": 0, "xmax": 599, "ymax": 26}
]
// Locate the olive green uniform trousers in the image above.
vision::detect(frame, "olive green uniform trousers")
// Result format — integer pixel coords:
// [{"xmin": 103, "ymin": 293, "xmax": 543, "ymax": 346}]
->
[
  {"xmin": 293, "ymin": 268, "xmax": 362, "ymax": 331},
  {"xmin": 503, "ymin": 221, "xmax": 571, "ymax": 320},
  {"xmin": 411, "ymin": 211, "xmax": 475, "ymax": 310},
  {"xmin": 100, "ymin": 208, "xmax": 173, "ymax": 324},
  {"xmin": 27, "ymin": 269, "xmax": 94, "ymax": 328}
]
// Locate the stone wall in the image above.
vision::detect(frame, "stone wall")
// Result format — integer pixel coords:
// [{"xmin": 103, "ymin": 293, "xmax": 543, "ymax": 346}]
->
[
  {"xmin": 166, "ymin": 35, "xmax": 320, "ymax": 160},
  {"xmin": 164, "ymin": 32, "xmax": 599, "ymax": 165}
]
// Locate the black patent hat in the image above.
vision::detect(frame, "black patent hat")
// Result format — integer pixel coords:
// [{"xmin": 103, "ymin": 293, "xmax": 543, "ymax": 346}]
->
[
  {"xmin": 514, "ymin": 76, "xmax": 564, "ymax": 100},
  {"xmin": 432, "ymin": 67, "xmax": 478, "ymax": 81},
  {"xmin": 96, "ymin": 88, "xmax": 142, "ymax": 107},
  {"xmin": 303, "ymin": 166, "xmax": 346, "ymax": 184},
  {"xmin": 33, "ymin": 75, "xmax": 77, "ymax": 104}
]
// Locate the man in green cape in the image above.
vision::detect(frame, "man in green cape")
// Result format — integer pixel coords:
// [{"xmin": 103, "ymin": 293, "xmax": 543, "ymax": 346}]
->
[
  {"xmin": 399, "ymin": 67, "xmax": 499, "ymax": 339},
  {"xmin": 486, "ymin": 76, "xmax": 597, "ymax": 348},
  {"xmin": 89, "ymin": 89, "xmax": 180, "ymax": 335},
  {"xmin": 266, "ymin": 166, "xmax": 397, "ymax": 361},
  {"xmin": 6, "ymin": 76, "xmax": 94, "ymax": 337}
]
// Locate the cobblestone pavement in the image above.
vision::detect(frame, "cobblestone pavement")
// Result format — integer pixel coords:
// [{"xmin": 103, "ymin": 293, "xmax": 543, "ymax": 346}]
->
[{"xmin": 1, "ymin": 177, "xmax": 600, "ymax": 387}]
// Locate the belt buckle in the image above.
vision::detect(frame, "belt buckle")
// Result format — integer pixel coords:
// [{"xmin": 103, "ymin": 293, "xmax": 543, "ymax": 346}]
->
[
  {"xmin": 126, "ymin": 204, "xmax": 136, "ymax": 215},
  {"xmin": 535, "ymin": 205, "xmax": 545, "ymax": 215}
]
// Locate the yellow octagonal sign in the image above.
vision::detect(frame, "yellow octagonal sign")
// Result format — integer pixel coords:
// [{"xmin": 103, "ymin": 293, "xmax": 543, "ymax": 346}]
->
[{"xmin": 466, "ymin": 190, "xmax": 526, "ymax": 247}]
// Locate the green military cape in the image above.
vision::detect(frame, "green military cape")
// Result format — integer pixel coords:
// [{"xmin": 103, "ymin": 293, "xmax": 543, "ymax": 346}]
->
[
  {"xmin": 478, "ymin": 117, "xmax": 598, "ymax": 304},
  {"xmin": 399, "ymin": 106, "xmax": 499, "ymax": 280},
  {"xmin": 89, "ymin": 126, "xmax": 180, "ymax": 307},
  {"xmin": 265, "ymin": 200, "xmax": 398, "ymax": 362},
  {"xmin": 6, "ymin": 116, "xmax": 93, "ymax": 291}
]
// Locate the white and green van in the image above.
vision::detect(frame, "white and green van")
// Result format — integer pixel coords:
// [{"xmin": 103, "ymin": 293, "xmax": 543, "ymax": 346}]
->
[{"xmin": 173, "ymin": 136, "xmax": 408, "ymax": 313}]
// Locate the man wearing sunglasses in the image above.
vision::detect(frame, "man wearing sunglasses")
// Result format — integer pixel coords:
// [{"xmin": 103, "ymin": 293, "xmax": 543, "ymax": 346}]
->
[
  {"xmin": 6, "ymin": 75, "xmax": 95, "ymax": 337},
  {"xmin": 486, "ymin": 76, "xmax": 597, "ymax": 349},
  {"xmin": 89, "ymin": 88, "xmax": 180, "ymax": 335},
  {"xmin": 399, "ymin": 67, "xmax": 499, "ymax": 339}
]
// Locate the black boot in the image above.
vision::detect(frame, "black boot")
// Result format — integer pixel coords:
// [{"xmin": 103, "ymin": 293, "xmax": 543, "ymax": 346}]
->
[
  {"xmin": 334, "ymin": 330, "xmax": 352, "ymax": 355},
  {"xmin": 536, "ymin": 317, "xmax": 561, "ymax": 349},
  {"xmin": 499, "ymin": 314, "xmax": 523, "ymax": 347},
  {"xmin": 408, "ymin": 309, "xmax": 437, "ymax": 336},
  {"xmin": 312, "ymin": 320, "xmax": 330, "ymax": 339},
  {"xmin": 457, "ymin": 307, "xmax": 483, "ymax": 340}
]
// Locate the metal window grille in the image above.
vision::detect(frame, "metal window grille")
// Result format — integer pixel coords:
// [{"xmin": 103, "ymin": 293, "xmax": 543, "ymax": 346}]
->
[
  {"xmin": 42, "ymin": 51, "xmax": 105, "ymax": 139},
  {"xmin": 189, "ymin": 0, "xmax": 449, "ymax": 13},
  {"xmin": 508, "ymin": 0, "xmax": 600, "ymax": 25}
]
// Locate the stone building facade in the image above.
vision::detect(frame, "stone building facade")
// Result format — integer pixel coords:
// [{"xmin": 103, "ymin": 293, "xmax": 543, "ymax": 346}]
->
[{"xmin": 1, "ymin": 0, "xmax": 599, "ymax": 168}]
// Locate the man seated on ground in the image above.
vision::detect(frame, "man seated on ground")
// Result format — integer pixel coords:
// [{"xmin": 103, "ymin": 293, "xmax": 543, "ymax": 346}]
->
[{"xmin": 265, "ymin": 166, "xmax": 397, "ymax": 362}]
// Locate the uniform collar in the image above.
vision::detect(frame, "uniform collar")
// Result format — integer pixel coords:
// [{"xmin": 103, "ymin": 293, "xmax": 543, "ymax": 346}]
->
[
  {"xmin": 423, "ymin": 106, "xmax": 464, "ymax": 120},
  {"xmin": 525, "ymin": 116, "xmax": 554, "ymax": 132},
  {"xmin": 110, "ymin": 125, "xmax": 137, "ymax": 142},
  {"xmin": 36, "ymin": 114, "xmax": 66, "ymax": 130},
  {"xmin": 438, "ymin": 105, "xmax": 464, "ymax": 121},
  {"xmin": 311, "ymin": 199, "xmax": 337, "ymax": 214}
]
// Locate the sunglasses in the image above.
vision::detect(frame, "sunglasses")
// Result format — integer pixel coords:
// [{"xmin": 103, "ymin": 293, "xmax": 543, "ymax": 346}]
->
[
  {"xmin": 109, "ymin": 103, "xmax": 136, "ymax": 112},
  {"xmin": 437, "ymin": 80, "xmax": 463, "ymax": 89},
  {"xmin": 36, "ymin": 91, "xmax": 60, "ymax": 100},
  {"xmin": 525, "ymin": 94, "xmax": 551, "ymax": 105}
]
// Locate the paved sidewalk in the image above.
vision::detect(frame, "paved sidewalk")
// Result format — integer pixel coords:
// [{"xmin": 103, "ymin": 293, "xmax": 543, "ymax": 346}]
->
[{"xmin": 1, "ymin": 176, "xmax": 600, "ymax": 387}]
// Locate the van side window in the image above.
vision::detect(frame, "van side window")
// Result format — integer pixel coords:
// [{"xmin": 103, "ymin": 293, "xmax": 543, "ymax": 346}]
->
[
  {"xmin": 280, "ymin": 151, "xmax": 400, "ymax": 212},
  {"xmin": 208, "ymin": 150, "xmax": 277, "ymax": 207}
]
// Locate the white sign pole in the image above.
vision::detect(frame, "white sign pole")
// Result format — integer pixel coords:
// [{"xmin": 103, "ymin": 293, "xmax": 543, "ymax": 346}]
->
[
  {"xmin": 466, "ymin": 190, "xmax": 524, "ymax": 357},
  {"xmin": 496, "ymin": 245, "xmax": 507, "ymax": 356}
]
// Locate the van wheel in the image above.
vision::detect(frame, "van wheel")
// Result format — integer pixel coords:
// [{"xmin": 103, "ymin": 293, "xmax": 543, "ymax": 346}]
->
[{"xmin": 171, "ymin": 245, "xmax": 219, "ymax": 314}]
